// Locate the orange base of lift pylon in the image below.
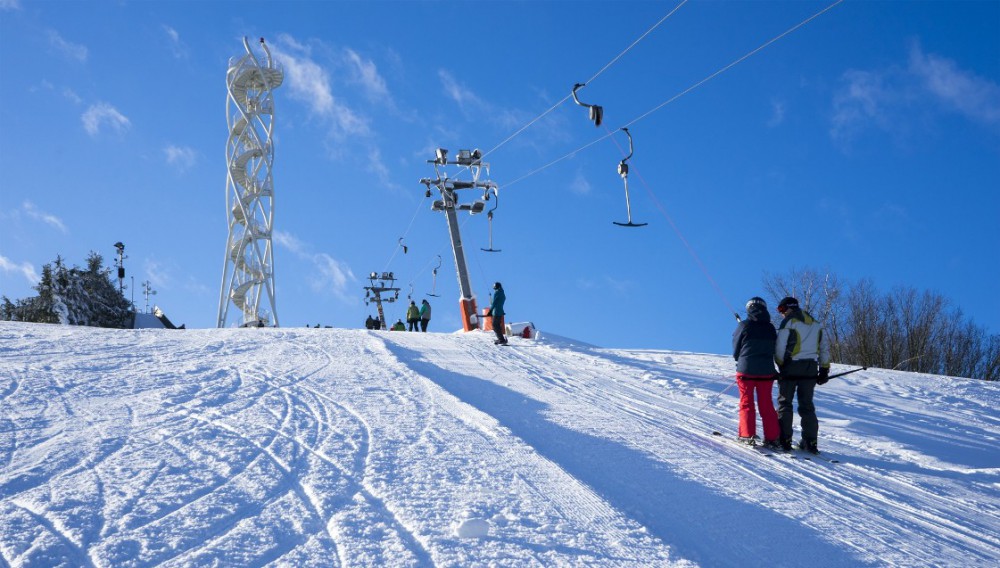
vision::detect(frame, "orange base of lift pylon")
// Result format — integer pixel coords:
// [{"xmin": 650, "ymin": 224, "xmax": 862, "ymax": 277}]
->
[{"xmin": 459, "ymin": 298, "xmax": 479, "ymax": 331}]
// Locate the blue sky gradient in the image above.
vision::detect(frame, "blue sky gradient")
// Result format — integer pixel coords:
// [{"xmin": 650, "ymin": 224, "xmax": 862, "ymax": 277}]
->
[{"xmin": 1, "ymin": 0, "xmax": 997, "ymax": 352}]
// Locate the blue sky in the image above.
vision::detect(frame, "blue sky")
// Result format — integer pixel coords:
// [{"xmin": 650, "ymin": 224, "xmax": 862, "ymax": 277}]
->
[{"xmin": 1, "ymin": 0, "xmax": 998, "ymax": 352}]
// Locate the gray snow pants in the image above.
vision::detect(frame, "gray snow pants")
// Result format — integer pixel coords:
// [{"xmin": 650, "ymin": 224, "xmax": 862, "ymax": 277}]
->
[{"xmin": 777, "ymin": 376, "xmax": 818, "ymax": 442}]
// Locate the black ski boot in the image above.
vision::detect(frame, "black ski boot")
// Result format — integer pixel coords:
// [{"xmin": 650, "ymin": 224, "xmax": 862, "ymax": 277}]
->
[
  {"xmin": 779, "ymin": 438, "xmax": 793, "ymax": 452},
  {"xmin": 797, "ymin": 439, "xmax": 820, "ymax": 454}
]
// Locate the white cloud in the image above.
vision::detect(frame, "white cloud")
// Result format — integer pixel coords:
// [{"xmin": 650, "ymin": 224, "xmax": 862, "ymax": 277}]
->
[
  {"xmin": 273, "ymin": 230, "xmax": 306, "ymax": 255},
  {"xmin": 162, "ymin": 25, "xmax": 189, "ymax": 59},
  {"xmin": 22, "ymin": 201, "xmax": 67, "ymax": 233},
  {"xmin": 310, "ymin": 253, "xmax": 356, "ymax": 299},
  {"xmin": 270, "ymin": 35, "xmax": 370, "ymax": 138},
  {"xmin": 908, "ymin": 43, "xmax": 1000, "ymax": 125},
  {"xmin": 831, "ymin": 43, "xmax": 1000, "ymax": 145},
  {"xmin": 62, "ymin": 87, "xmax": 82, "ymax": 105},
  {"xmin": 143, "ymin": 259, "xmax": 174, "ymax": 291},
  {"xmin": 274, "ymin": 230, "xmax": 357, "ymax": 301},
  {"xmin": 0, "ymin": 0, "xmax": 22, "ymax": 10},
  {"xmin": 439, "ymin": 69, "xmax": 486, "ymax": 111},
  {"xmin": 569, "ymin": 170, "xmax": 592, "ymax": 195},
  {"xmin": 0, "ymin": 255, "xmax": 39, "ymax": 284},
  {"xmin": 344, "ymin": 48, "xmax": 389, "ymax": 99},
  {"xmin": 767, "ymin": 99, "xmax": 786, "ymax": 128},
  {"xmin": 47, "ymin": 30, "xmax": 87, "ymax": 62},
  {"xmin": 82, "ymin": 103, "xmax": 131, "ymax": 137},
  {"xmin": 164, "ymin": 145, "xmax": 197, "ymax": 172},
  {"xmin": 831, "ymin": 69, "xmax": 894, "ymax": 143}
]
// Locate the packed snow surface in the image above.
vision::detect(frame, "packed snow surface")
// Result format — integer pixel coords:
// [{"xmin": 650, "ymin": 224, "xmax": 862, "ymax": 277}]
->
[{"xmin": 1, "ymin": 322, "xmax": 998, "ymax": 567}]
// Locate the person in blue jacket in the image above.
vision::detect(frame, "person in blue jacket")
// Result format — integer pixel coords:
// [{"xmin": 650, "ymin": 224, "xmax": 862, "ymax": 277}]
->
[
  {"xmin": 487, "ymin": 282, "xmax": 507, "ymax": 345},
  {"xmin": 732, "ymin": 297, "xmax": 781, "ymax": 449}
]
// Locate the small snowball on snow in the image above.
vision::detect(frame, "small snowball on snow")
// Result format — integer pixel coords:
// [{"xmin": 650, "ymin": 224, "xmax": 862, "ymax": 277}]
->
[{"xmin": 455, "ymin": 518, "xmax": 490, "ymax": 538}]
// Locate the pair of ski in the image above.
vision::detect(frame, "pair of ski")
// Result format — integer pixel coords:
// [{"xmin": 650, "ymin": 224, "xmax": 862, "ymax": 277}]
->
[{"xmin": 710, "ymin": 431, "xmax": 840, "ymax": 463}]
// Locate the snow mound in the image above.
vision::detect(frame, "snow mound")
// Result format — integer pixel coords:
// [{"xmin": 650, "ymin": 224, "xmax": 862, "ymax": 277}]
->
[{"xmin": 454, "ymin": 518, "xmax": 490, "ymax": 539}]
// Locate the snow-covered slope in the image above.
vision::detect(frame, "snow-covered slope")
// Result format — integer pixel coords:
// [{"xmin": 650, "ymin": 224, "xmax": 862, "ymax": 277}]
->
[{"xmin": 1, "ymin": 322, "xmax": 997, "ymax": 567}]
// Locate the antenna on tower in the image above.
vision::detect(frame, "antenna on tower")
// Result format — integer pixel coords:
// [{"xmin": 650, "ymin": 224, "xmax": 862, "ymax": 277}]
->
[{"xmin": 142, "ymin": 280, "xmax": 157, "ymax": 314}]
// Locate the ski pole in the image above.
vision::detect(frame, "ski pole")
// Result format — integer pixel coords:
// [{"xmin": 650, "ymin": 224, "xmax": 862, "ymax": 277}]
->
[
  {"xmin": 827, "ymin": 366, "xmax": 867, "ymax": 380},
  {"xmin": 693, "ymin": 378, "xmax": 738, "ymax": 417}
]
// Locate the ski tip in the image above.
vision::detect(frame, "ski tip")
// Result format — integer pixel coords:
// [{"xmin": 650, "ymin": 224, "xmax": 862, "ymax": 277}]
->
[{"xmin": 711, "ymin": 431, "xmax": 722, "ymax": 436}]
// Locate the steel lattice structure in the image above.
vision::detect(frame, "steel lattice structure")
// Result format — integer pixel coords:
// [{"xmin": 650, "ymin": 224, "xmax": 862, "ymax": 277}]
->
[{"xmin": 218, "ymin": 37, "xmax": 283, "ymax": 328}]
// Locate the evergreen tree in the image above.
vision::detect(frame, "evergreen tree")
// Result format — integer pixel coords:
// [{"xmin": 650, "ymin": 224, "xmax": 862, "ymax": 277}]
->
[{"xmin": 1, "ymin": 252, "xmax": 134, "ymax": 328}]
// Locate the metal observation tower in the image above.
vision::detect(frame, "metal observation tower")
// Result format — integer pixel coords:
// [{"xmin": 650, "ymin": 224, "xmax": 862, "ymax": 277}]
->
[{"xmin": 218, "ymin": 37, "xmax": 283, "ymax": 328}]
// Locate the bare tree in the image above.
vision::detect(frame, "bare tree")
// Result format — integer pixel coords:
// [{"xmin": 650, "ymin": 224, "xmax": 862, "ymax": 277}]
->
[
  {"xmin": 762, "ymin": 268, "xmax": 998, "ymax": 380},
  {"xmin": 762, "ymin": 267, "xmax": 846, "ymax": 358}
]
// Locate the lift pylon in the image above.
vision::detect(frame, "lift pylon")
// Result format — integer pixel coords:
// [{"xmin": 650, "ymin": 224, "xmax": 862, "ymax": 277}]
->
[
  {"xmin": 420, "ymin": 148, "xmax": 496, "ymax": 331},
  {"xmin": 363, "ymin": 271, "xmax": 401, "ymax": 330}
]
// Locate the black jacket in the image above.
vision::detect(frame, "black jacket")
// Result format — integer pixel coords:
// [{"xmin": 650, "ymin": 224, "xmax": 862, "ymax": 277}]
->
[{"xmin": 733, "ymin": 304, "xmax": 778, "ymax": 378}]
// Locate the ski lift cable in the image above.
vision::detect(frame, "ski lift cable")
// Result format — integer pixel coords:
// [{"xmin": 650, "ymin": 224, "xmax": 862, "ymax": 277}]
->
[
  {"xmin": 382, "ymin": 194, "xmax": 429, "ymax": 273},
  {"xmin": 622, "ymin": 0, "xmax": 843, "ymax": 129},
  {"xmin": 582, "ymin": 0, "xmax": 689, "ymax": 87},
  {"xmin": 502, "ymin": 0, "xmax": 845, "ymax": 190},
  {"xmin": 604, "ymin": 125, "xmax": 740, "ymax": 318},
  {"xmin": 480, "ymin": 0, "xmax": 690, "ymax": 162}
]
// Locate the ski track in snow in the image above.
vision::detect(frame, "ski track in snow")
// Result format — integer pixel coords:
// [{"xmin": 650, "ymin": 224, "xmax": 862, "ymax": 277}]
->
[{"xmin": 0, "ymin": 321, "xmax": 997, "ymax": 567}]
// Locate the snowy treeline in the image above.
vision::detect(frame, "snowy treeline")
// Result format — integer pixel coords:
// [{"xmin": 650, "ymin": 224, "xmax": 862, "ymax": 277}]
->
[
  {"xmin": 1, "ymin": 252, "xmax": 133, "ymax": 328},
  {"xmin": 764, "ymin": 268, "xmax": 1000, "ymax": 380}
]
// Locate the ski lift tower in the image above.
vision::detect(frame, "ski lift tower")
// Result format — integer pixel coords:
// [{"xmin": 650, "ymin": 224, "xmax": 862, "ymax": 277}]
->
[
  {"xmin": 420, "ymin": 148, "xmax": 496, "ymax": 331},
  {"xmin": 364, "ymin": 271, "xmax": 401, "ymax": 330},
  {"xmin": 218, "ymin": 37, "xmax": 283, "ymax": 328}
]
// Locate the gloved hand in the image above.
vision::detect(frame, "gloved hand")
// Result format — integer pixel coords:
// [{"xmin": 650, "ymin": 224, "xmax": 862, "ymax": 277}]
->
[
  {"xmin": 817, "ymin": 367, "xmax": 830, "ymax": 385},
  {"xmin": 486, "ymin": 309, "xmax": 493, "ymax": 317}
]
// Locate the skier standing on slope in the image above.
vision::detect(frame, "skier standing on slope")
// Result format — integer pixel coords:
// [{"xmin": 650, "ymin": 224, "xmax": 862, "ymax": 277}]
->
[
  {"xmin": 406, "ymin": 301, "xmax": 421, "ymax": 332},
  {"xmin": 419, "ymin": 299, "xmax": 431, "ymax": 332},
  {"xmin": 487, "ymin": 282, "xmax": 507, "ymax": 345},
  {"xmin": 732, "ymin": 297, "xmax": 781, "ymax": 449},
  {"xmin": 774, "ymin": 296, "xmax": 831, "ymax": 454}
]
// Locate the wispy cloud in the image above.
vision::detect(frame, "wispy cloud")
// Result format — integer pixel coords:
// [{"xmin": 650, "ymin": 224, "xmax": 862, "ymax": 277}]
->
[
  {"xmin": 82, "ymin": 103, "xmax": 131, "ymax": 137},
  {"xmin": 143, "ymin": 259, "xmax": 172, "ymax": 290},
  {"xmin": 47, "ymin": 29, "xmax": 87, "ymax": 62},
  {"xmin": 0, "ymin": 0, "xmax": 22, "ymax": 11},
  {"xmin": 576, "ymin": 275, "xmax": 635, "ymax": 295},
  {"xmin": 767, "ymin": 99, "xmax": 786, "ymax": 128},
  {"xmin": 162, "ymin": 25, "xmax": 189, "ymax": 59},
  {"xmin": 436, "ymin": 69, "xmax": 568, "ymax": 149},
  {"xmin": 831, "ymin": 42, "xmax": 1000, "ymax": 145},
  {"xmin": 274, "ymin": 230, "xmax": 357, "ymax": 301},
  {"xmin": 63, "ymin": 87, "xmax": 82, "ymax": 105},
  {"xmin": 22, "ymin": 201, "xmax": 67, "ymax": 233},
  {"xmin": 0, "ymin": 255, "xmax": 40, "ymax": 284},
  {"xmin": 271, "ymin": 35, "xmax": 370, "ymax": 138},
  {"xmin": 908, "ymin": 43, "xmax": 1000, "ymax": 125},
  {"xmin": 569, "ymin": 170, "xmax": 592, "ymax": 195},
  {"xmin": 831, "ymin": 69, "xmax": 895, "ymax": 143},
  {"xmin": 439, "ymin": 70, "xmax": 487, "ymax": 113},
  {"xmin": 164, "ymin": 145, "xmax": 197, "ymax": 172},
  {"xmin": 344, "ymin": 48, "xmax": 389, "ymax": 100}
]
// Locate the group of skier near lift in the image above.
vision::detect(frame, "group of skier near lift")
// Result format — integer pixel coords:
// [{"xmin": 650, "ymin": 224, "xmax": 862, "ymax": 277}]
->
[
  {"xmin": 361, "ymin": 281, "xmax": 509, "ymax": 345},
  {"xmin": 732, "ymin": 296, "xmax": 831, "ymax": 454}
]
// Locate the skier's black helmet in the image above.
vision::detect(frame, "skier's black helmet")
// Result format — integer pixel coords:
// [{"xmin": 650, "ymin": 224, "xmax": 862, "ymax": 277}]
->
[{"xmin": 777, "ymin": 297, "xmax": 799, "ymax": 314}]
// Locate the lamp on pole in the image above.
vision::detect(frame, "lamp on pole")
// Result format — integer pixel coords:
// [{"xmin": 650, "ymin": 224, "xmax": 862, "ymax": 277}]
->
[{"xmin": 113, "ymin": 242, "xmax": 126, "ymax": 294}]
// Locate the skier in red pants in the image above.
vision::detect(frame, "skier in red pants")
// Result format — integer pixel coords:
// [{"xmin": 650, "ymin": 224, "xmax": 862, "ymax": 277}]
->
[{"xmin": 732, "ymin": 297, "xmax": 781, "ymax": 449}]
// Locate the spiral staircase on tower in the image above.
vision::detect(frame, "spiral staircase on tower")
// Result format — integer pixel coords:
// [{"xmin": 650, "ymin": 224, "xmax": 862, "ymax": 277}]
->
[{"xmin": 218, "ymin": 37, "xmax": 283, "ymax": 328}]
